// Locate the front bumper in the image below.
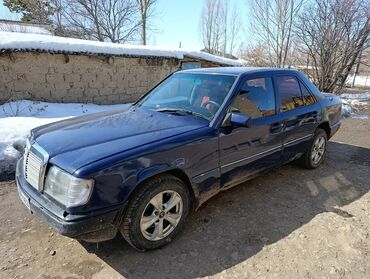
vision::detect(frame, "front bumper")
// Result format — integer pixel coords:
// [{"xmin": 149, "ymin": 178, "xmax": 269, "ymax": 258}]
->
[{"xmin": 15, "ymin": 159, "xmax": 124, "ymax": 242}]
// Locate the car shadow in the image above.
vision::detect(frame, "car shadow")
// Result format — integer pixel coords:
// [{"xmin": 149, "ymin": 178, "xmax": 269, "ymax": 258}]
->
[{"xmin": 80, "ymin": 141, "xmax": 370, "ymax": 278}]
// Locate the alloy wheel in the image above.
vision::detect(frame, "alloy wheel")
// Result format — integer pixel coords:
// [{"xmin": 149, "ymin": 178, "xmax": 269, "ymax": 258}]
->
[
  {"xmin": 311, "ymin": 135, "xmax": 326, "ymax": 164},
  {"xmin": 140, "ymin": 190, "xmax": 183, "ymax": 241}
]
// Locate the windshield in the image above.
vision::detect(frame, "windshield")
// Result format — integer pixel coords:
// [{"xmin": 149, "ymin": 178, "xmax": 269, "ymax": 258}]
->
[{"xmin": 137, "ymin": 73, "xmax": 237, "ymax": 121}]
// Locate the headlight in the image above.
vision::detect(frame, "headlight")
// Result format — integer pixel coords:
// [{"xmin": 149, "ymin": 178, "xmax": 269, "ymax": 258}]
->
[{"xmin": 44, "ymin": 166, "xmax": 93, "ymax": 207}]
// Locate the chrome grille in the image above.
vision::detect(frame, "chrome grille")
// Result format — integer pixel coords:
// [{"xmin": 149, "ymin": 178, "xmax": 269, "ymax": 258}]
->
[
  {"xmin": 23, "ymin": 142, "xmax": 49, "ymax": 191},
  {"xmin": 24, "ymin": 150, "xmax": 43, "ymax": 189}
]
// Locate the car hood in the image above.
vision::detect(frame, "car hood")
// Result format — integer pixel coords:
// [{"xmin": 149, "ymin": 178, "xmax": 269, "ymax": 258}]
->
[{"xmin": 32, "ymin": 107, "xmax": 208, "ymax": 174}]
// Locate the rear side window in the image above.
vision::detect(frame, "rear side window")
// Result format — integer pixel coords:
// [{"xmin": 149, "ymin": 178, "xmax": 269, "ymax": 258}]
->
[
  {"xmin": 300, "ymin": 81, "xmax": 316, "ymax": 105},
  {"xmin": 276, "ymin": 76, "xmax": 317, "ymax": 111},
  {"xmin": 231, "ymin": 77, "xmax": 276, "ymax": 119},
  {"xmin": 276, "ymin": 76, "xmax": 305, "ymax": 111}
]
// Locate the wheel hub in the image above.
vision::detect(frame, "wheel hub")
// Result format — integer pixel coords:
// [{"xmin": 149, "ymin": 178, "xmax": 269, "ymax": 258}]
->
[
  {"xmin": 311, "ymin": 135, "xmax": 326, "ymax": 164},
  {"xmin": 140, "ymin": 190, "xmax": 184, "ymax": 241}
]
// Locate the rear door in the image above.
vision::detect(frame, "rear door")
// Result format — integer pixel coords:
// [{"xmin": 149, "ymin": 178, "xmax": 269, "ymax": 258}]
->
[
  {"xmin": 218, "ymin": 75, "xmax": 284, "ymax": 188},
  {"xmin": 273, "ymin": 75, "xmax": 321, "ymax": 161}
]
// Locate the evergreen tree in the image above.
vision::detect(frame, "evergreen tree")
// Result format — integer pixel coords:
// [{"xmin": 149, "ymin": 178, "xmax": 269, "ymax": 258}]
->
[{"xmin": 4, "ymin": 0, "xmax": 54, "ymax": 24}]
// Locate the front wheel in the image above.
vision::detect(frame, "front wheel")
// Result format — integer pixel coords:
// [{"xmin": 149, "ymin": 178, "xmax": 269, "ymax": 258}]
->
[
  {"xmin": 299, "ymin": 128, "xmax": 328, "ymax": 169},
  {"xmin": 120, "ymin": 175, "xmax": 191, "ymax": 251}
]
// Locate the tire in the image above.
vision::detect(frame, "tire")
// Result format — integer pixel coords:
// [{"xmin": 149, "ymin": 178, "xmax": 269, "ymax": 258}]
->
[
  {"xmin": 120, "ymin": 174, "xmax": 191, "ymax": 251},
  {"xmin": 299, "ymin": 128, "xmax": 328, "ymax": 169}
]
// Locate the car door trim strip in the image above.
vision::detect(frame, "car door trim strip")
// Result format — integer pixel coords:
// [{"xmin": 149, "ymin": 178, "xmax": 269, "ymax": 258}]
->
[
  {"xmin": 221, "ymin": 145, "xmax": 282, "ymax": 169},
  {"xmin": 283, "ymin": 134, "xmax": 313, "ymax": 147}
]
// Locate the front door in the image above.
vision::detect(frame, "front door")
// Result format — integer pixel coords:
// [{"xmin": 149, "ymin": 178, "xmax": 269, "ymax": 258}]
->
[{"xmin": 218, "ymin": 76, "xmax": 284, "ymax": 188}]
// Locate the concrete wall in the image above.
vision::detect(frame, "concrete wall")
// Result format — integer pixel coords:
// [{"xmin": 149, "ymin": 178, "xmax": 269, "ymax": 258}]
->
[{"xmin": 0, "ymin": 52, "xmax": 226, "ymax": 105}]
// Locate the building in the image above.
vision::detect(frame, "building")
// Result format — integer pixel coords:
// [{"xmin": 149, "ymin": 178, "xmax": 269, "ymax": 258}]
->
[
  {"xmin": 0, "ymin": 32, "xmax": 242, "ymax": 105},
  {"xmin": 0, "ymin": 19, "xmax": 52, "ymax": 35}
]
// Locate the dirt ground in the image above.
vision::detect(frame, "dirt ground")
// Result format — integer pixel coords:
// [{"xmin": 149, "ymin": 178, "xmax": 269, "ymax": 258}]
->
[{"xmin": 1, "ymin": 108, "xmax": 370, "ymax": 279}]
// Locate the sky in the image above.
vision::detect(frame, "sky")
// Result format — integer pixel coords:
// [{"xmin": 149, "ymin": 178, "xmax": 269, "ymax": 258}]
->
[{"xmin": 0, "ymin": 0, "xmax": 249, "ymax": 51}]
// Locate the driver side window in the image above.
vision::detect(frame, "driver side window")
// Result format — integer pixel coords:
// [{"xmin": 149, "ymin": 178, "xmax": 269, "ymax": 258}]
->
[{"xmin": 231, "ymin": 77, "xmax": 276, "ymax": 119}]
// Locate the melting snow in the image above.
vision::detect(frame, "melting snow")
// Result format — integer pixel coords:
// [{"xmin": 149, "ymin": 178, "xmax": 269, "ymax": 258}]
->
[
  {"xmin": 340, "ymin": 92, "xmax": 369, "ymax": 119},
  {"xmin": 0, "ymin": 100, "xmax": 130, "ymax": 175}
]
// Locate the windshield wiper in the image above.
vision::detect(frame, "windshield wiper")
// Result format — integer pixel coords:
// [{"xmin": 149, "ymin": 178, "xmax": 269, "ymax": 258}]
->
[{"xmin": 155, "ymin": 108, "xmax": 210, "ymax": 121}]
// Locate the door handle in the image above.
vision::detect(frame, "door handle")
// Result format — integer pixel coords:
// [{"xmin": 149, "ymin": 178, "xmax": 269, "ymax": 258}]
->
[
  {"xmin": 309, "ymin": 111, "xmax": 320, "ymax": 123},
  {"xmin": 271, "ymin": 122, "xmax": 284, "ymax": 133}
]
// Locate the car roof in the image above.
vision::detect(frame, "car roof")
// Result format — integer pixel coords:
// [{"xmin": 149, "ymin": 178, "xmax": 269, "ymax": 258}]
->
[{"xmin": 179, "ymin": 67, "xmax": 300, "ymax": 76}]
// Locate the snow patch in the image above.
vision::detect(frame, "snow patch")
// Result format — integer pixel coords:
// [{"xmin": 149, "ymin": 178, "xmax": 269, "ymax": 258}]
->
[
  {"xmin": 341, "ymin": 99, "xmax": 359, "ymax": 118},
  {"xmin": 0, "ymin": 32, "xmax": 243, "ymax": 67},
  {"xmin": 340, "ymin": 92, "xmax": 369, "ymax": 119},
  {"xmin": 0, "ymin": 100, "xmax": 130, "ymax": 175},
  {"xmin": 0, "ymin": 100, "xmax": 130, "ymax": 118},
  {"xmin": 340, "ymin": 92, "xmax": 370, "ymax": 101}
]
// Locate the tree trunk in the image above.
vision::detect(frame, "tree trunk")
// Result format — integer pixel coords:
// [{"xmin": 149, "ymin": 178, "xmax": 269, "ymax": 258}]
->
[{"xmin": 142, "ymin": 17, "xmax": 146, "ymax": 45}]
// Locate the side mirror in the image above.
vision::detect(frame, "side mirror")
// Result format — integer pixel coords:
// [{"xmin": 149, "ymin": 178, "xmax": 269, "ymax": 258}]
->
[{"xmin": 230, "ymin": 112, "xmax": 252, "ymax": 128}]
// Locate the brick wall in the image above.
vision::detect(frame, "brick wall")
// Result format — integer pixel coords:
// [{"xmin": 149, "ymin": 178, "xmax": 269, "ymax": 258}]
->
[{"xmin": 0, "ymin": 52, "xmax": 228, "ymax": 105}]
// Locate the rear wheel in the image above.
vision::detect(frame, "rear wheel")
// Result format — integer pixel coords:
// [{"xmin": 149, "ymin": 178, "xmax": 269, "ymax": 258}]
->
[
  {"xmin": 299, "ymin": 128, "xmax": 328, "ymax": 169},
  {"xmin": 120, "ymin": 175, "xmax": 191, "ymax": 251}
]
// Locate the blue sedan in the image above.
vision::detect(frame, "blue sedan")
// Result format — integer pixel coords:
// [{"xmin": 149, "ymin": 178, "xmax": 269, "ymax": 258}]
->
[{"xmin": 16, "ymin": 67, "xmax": 342, "ymax": 250}]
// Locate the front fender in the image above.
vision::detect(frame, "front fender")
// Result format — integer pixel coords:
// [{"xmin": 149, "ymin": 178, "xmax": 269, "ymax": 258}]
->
[{"xmin": 136, "ymin": 158, "xmax": 186, "ymax": 184}]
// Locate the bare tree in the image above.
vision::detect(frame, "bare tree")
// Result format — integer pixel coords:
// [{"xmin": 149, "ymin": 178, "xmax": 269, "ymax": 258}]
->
[
  {"xmin": 50, "ymin": 0, "xmax": 67, "ymax": 36},
  {"xmin": 63, "ymin": 0, "xmax": 140, "ymax": 43},
  {"xmin": 227, "ymin": 5, "xmax": 241, "ymax": 55},
  {"xmin": 200, "ymin": 0, "xmax": 222, "ymax": 54},
  {"xmin": 248, "ymin": 0, "xmax": 304, "ymax": 67},
  {"xmin": 239, "ymin": 44, "xmax": 270, "ymax": 67},
  {"xmin": 199, "ymin": 0, "xmax": 241, "ymax": 56},
  {"xmin": 136, "ymin": 0, "xmax": 157, "ymax": 45},
  {"xmin": 295, "ymin": 0, "xmax": 370, "ymax": 93}
]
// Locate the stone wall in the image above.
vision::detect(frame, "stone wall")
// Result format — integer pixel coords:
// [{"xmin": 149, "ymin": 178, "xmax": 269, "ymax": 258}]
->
[{"xmin": 0, "ymin": 52, "xmax": 227, "ymax": 105}]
